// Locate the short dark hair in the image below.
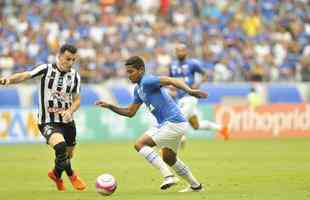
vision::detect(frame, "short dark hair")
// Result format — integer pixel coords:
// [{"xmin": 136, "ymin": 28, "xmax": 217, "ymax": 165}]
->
[
  {"xmin": 59, "ymin": 44, "xmax": 77, "ymax": 54},
  {"xmin": 125, "ymin": 56, "xmax": 145, "ymax": 70}
]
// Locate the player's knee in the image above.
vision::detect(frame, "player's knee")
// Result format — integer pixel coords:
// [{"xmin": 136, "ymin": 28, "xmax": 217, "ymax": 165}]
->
[
  {"xmin": 134, "ymin": 142, "xmax": 143, "ymax": 152},
  {"xmin": 134, "ymin": 138, "xmax": 149, "ymax": 151},
  {"xmin": 162, "ymin": 155, "xmax": 176, "ymax": 166},
  {"xmin": 191, "ymin": 123, "xmax": 199, "ymax": 130},
  {"xmin": 67, "ymin": 151, "xmax": 74, "ymax": 159},
  {"xmin": 54, "ymin": 142, "xmax": 67, "ymax": 155},
  {"xmin": 48, "ymin": 132, "xmax": 64, "ymax": 146},
  {"xmin": 162, "ymin": 149, "xmax": 177, "ymax": 166}
]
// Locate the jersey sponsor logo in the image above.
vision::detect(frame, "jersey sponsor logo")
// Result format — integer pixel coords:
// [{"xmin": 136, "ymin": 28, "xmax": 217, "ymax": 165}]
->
[
  {"xmin": 171, "ymin": 63, "xmax": 189, "ymax": 76},
  {"xmin": 50, "ymin": 91, "xmax": 70, "ymax": 102},
  {"xmin": 146, "ymin": 104, "xmax": 155, "ymax": 112},
  {"xmin": 66, "ymin": 76, "xmax": 72, "ymax": 85},
  {"xmin": 47, "ymin": 107, "xmax": 66, "ymax": 113}
]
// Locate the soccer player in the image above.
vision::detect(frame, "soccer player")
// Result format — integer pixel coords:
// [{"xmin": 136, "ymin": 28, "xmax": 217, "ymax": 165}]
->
[
  {"xmin": 0, "ymin": 44, "xmax": 87, "ymax": 191},
  {"xmin": 95, "ymin": 56, "xmax": 206, "ymax": 192},
  {"xmin": 169, "ymin": 43, "xmax": 229, "ymax": 140}
]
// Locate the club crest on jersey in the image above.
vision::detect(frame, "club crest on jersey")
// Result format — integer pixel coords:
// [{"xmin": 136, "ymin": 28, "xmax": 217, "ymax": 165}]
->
[
  {"xmin": 57, "ymin": 76, "xmax": 64, "ymax": 87},
  {"xmin": 66, "ymin": 76, "xmax": 72, "ymax": 85},
  {"xmin": 137, "ymin": 87, "xmax": 146, "ymax": 102}
]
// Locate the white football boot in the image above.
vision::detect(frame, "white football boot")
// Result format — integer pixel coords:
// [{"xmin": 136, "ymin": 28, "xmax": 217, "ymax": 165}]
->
[
  {"xmin": 160, "ymin": 176, "xmax": 179, "ymax": 190},
  {"xmin": 179, "ymin": 184, "xmax": 204, "ymax": 193}
]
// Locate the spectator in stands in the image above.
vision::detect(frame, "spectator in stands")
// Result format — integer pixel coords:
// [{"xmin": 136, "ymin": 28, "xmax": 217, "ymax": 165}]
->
[
  {"xmin": 247, "ymin": 87, "xmax": 263, "ymax": 109},
  {"xmin": 0, "ymin": 0, "xmax": 309, "ymax": 83}
]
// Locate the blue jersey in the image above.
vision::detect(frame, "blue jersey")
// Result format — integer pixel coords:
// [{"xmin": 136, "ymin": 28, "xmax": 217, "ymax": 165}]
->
[
  {"xmin": 133, "ymin": 75, "xmax": 186, "ymax": 126},
  {"xmin": 169, "ymin": 59, "xmax": 205, "ymax": 99}
]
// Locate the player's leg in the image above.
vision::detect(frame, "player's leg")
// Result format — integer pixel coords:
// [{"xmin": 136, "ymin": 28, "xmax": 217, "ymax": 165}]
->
[
  {"xmin": 178, "ymin": 97, "xmax": 197, "ymax": 149},
  {"xmin": 134, "ymin": 132, "xmax": 176, "ymax": 189},
  {"xmin": 159, "ymin": 147, "xmax": 180, "ymax": 189},
  {"xmin": 162, "ymin": 145, "xmax": 203, "ymax": 192},
  {"xmin": 62, "ymin": 122, "xmax": 87, "ymax": 190},
  {"xmin": 183, "ymin": 97, "xmax": 216, "ymax": 131},
  {"xmin": 160, "ymin": 122, "xmax": 203, "ymax": 192},
  {"xmin": 48, "ymin": 133, "xmax": 69, "ymax": 179},
  {"xmin": 43, "ymin": 129, "xmax": 67, "ymax": 191},
  {"xmin": 156, "ymin": 122, "xmax": 197, "ymax": 189},
  {"xmin": 198, "ymin": 119, "xmax": 229, "ymax": 140},
  {"xmin": 184, "ymin": 96, "xmax": 229, "ymax": 140},
  {"xmin": 172, "ymin": 158, "xmax": 204, "ymax": 192}
]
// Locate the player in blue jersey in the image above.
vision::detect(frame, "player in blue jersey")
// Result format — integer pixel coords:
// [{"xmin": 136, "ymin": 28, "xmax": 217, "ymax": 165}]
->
[
  {"xmin": 95, "ymin": 56, "xmax": 207, "ymax": 192},
  {"xmin": 169, "ymin": 43, "xmax": 229, "ymax": 141}
]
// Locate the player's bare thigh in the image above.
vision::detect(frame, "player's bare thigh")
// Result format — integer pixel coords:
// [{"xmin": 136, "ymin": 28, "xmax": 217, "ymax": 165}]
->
[
  {"xmin": 48, "ymin": 132, "xmax": 65, "ymax": 147},
  {"xmin": 134, "ymin": 134, "xmax": 156, "ymax": 151},
  {"xmin": 47, "ymin": 132, "xmax": 75, "ymax": 158}
]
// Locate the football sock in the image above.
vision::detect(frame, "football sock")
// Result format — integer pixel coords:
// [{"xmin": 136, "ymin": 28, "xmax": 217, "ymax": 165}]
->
[
  {"xmin": 54, "ymin": 142, "xmax": 73, "ymax": 178},
  {"xmin": 139, "ymin": 146, "xmax": 174, "ymax": 178},
  {"xmin": 64, "ymin": 159, "xmax": 73, "ymax": 177},
  {"xmin": 199, "ymin": 120, "xmax": 221, "ymax": 131},
  {"xmin": 172, "ymin": 159, "xmax": 200, "ymax": 188}
]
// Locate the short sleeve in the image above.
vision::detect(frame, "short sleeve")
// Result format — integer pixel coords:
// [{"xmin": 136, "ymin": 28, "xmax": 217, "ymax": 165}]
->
[
  {"xmin": 192, "ymin": 59, "xmax": 205, "ymax": 74},
  {"xmin": 29, "ymin": 64, "xmax": 48, "ymax": 78},
  {"xmin": 133, "ymin": 86, "xmax": 143, "ymax": 104},
  {"xmin": 141, "ymin": 75, "xmax": 160, "ymax": 90}
]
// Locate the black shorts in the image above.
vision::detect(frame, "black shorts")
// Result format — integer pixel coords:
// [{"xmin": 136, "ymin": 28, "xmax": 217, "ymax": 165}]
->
[{"xmin": 38, "ymin": 121, "xmax": 77, "ymax": 146}]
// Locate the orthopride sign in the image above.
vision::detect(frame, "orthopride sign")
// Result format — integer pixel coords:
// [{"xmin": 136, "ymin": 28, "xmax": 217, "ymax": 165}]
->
[{"xmin": 215, "ymin": 104, "xmax": 310, "ymax": 138}]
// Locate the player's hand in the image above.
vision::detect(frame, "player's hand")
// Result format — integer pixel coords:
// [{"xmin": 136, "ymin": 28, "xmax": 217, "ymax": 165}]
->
[
  {"xmin": 0, "ymin": 77, "xmax": 10, "ymax": 85},
  {"xmin": 188, "ymin": 89, "xmax": 208, "ymax": 98},
  {"xmin": 59, "ymin": 110, "xmax": 72, "ymax": 122},
  {"xmin": 95, "ymin": 100, "xmax": 110, "ymax": 108}
]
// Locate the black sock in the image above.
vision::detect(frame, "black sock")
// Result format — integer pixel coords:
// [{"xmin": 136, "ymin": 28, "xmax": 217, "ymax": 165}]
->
[
  {"xmin": 53, "ymin": 142, "xmax": 73, "ymax": 178},
  {"xmin": 64, "ymin": 159, "xmax": 73, "ymax": 177}
]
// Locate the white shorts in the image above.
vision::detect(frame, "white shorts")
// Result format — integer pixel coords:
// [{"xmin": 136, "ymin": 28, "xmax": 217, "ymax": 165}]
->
[
  {"xmin": 178, "ymin": 96, "xmax": 198, "ymax": 119},
  {"xmin": 145, "ymin": 122, "xmax": 189, "ymax": 153}
]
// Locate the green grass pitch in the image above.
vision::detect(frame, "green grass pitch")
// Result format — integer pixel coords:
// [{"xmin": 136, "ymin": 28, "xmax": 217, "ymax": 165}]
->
[{"xmin": 0, "ymin": 138, "xmax": 310, "ymax": 200}]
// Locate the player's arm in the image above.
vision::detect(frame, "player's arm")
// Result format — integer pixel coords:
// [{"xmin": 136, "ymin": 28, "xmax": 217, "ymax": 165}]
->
[
  {"xmin": 159, "ymin": 76, "xmax": 208, "ymax": 98},
  {"xmin": 195, "ymin": 71, "xmax": 208, "ymax": 88},
  {"xmin": 60, "ymin": 94, "xmax": 81, "ymax": 122},
  {"xmin": 166, "ymin": 85, "xmax": 177, "ymax": 98},
  {"xmin": 95, "ymin": 101, "xmax": 142, "ymax": 118},
  {"xmin": 0, "ymin": 64, "xmax": 47, "ymax": 85},
  {"xmin": 0, "ymin": 72, "xmax": 32, "ymax": 85},
  {"xmin": 69, "ymin": 95, "xmax": 81, "ymax": 114}
]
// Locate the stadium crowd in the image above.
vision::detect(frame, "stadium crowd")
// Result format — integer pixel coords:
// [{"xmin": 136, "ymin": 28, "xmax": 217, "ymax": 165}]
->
[{"xmin": 0, "ymin": 0, "xmax": 309, "ymax": 83}]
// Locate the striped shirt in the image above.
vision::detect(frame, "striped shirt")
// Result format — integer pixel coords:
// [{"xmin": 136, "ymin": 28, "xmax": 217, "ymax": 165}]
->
[{"xmin": 29, "ymin": 63, "xmax": 81, "ymax": 124}]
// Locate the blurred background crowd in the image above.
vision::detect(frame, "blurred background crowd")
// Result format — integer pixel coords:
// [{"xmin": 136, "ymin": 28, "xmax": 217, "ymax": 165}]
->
[{"xmin": 0, "ymin": 0, "xmax": 309, "ymax": 83}]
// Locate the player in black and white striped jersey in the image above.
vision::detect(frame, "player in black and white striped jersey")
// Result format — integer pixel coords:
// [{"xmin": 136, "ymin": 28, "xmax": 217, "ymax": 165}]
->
[
  {"xmin": 31, "ymin": 62, "xmax": 80, "ymax": 124},
  {"xmin": 0, "ymin": 44, "xmax": 86, "ymax": 191}
]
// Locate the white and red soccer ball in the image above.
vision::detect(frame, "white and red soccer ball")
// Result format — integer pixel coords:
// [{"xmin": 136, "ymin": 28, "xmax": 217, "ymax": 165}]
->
[{"xmin": 96, "ymin": 174, "xmax": 117, "ymax": 196}]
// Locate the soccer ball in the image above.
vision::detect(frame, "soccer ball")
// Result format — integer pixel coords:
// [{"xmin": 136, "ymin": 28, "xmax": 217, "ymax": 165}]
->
[{"xmin": 96, "ymin": 174, "xmax": 117, "ymax": 196}]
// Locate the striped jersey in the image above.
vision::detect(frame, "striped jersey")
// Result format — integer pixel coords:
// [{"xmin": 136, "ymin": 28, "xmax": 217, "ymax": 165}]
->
[{"xmin": 29, "ymin": 63, "xmax": 81, "ymax": 124}]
